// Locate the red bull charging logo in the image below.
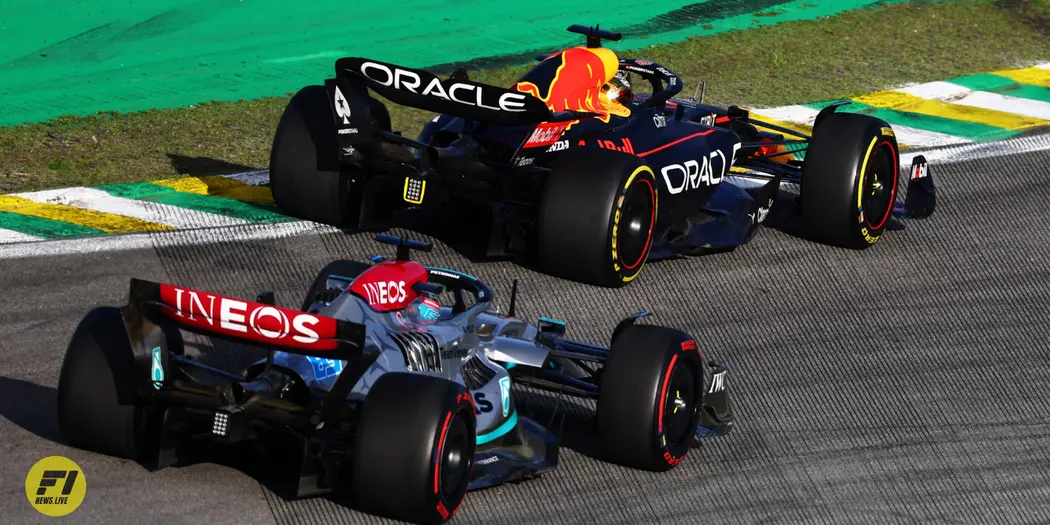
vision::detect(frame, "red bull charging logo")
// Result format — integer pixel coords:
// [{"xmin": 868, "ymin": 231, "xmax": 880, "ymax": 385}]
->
[{"xmin": 513, "ymin": 46, "xmax": 625, "ymax": 124}]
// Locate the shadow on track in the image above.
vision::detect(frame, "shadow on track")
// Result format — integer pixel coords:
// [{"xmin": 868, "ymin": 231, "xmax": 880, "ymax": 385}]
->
[
  {"xmin": 167, "ymin": 154, "xmax": 261, "ymax": 178},
  {"xmin": 334, "ymin": 203, "xmax": 542, "ymax": 274},
  {"xmin": 0, "ymin": 375, "xmax": 61, "ymax": 443}
]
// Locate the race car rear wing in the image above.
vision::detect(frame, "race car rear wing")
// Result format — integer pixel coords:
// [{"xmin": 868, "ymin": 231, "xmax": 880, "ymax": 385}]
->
[
  {"xmin": 333, "ymin": 57, "xmax": 560, "ymax": 127},
  {"xmin": 121, "ymin": 278, "xmax": 366, "ymax": 361}
]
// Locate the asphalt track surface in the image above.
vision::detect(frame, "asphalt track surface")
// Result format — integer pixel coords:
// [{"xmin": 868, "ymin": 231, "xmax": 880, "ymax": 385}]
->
[{"xmin": 2, "ymin": 141, "xmax": 1050, "ymax": 525}]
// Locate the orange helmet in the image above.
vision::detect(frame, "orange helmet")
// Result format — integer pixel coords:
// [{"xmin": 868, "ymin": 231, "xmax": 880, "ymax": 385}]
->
[{"xmin": 602, "ymin": 72, "xmax": 633, "ymax": 105}]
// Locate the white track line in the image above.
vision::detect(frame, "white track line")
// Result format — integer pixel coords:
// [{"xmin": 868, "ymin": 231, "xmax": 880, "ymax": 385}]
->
[
  {"xmin": 899, "ymin": 132, "xmax": 1050, "ymax": 167},
  {"xmin": 752, "ymin": 105, "xmax": 972, "ymax": 148},
  {"xmin": 0, "ymin": 219, "xmax": 338, "ymax": 259},
  {"xmin": 0, "ymin": 228, "xmax": 42, "ymax": 243},
  {"xmin": 897, "ymin": 81, "xmax": 1050, "ymax": 121},
  {"xmin": 12, "ymin": 187, "xmax": 254, "ymax": 230}
]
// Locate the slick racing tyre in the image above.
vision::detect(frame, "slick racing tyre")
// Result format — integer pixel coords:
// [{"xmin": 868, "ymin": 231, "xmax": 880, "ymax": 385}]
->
[
  {"xmin": 801, "ymin": 113, "xmax": 900, "ymax": 249},
  {"xmin": 300, "ymin": 259, "xmax": 371, "ymax": 311},
  {"xmin": 538, "ymin": 148, "xmax": 658, "ymax": 288},
  {"xmin": 352, "ymin": 373, "xmax": 477, "ymax": 524},
  {"xmin": 270, "ymin": 85, "xmax": 362, "ymax": 227},
  {"xmin": 596, "ymin": 325, "xmax": 703, "ymax": 472},
  {"xmin": 57, "ymin": 307, "xmax": 173, "ymax": 460}
]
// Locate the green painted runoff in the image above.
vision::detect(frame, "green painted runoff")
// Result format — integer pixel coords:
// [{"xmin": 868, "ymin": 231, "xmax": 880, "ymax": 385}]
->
[
  {"xmin": 97, "ymin": 182, "xmax": 293, "ymax": 223},
  {"xmin": 0, "ymin": 0, "xmax": 909, "ymax": 127}
]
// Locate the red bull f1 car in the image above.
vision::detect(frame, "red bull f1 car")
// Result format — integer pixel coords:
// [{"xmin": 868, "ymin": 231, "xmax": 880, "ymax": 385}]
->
[
  {"xmin": 268, "ymin": 24, "xmax": 937, "ymax": 288},
  {"xmin": 56, "ymin": 234, "xmax": 734, "ymax": 524}
]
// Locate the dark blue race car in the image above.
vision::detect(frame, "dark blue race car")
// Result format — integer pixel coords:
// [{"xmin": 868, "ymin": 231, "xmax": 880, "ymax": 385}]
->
[{"xmin": 269, "ymin": 24, "xmax": 937, "ymax": 288}]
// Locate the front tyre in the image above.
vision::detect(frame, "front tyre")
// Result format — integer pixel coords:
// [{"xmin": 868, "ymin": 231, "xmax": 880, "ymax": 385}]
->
[
  {"xmin": 596, "ymin": 325, "xmax": 704, "ymax": 472},
  {"xmin": 801, "ymin": 113, "xmax": 900, "ymax": 248},
  {"xmin": 538, "ymin": 149, "xmax": 658, "ymax": 288},
  {"xmin": 352, "ymin": 373, "xmax": 477, "ymax": 524}
]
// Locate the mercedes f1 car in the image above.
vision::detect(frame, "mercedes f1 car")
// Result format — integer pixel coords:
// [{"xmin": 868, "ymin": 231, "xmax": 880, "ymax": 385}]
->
[
  {"xmin": 268, "ymin": 24, "xmax": 937, "ymax": 288},
  {"xmin": 56, "ymin": 234, "xmax": 735, "ymax": 524}
]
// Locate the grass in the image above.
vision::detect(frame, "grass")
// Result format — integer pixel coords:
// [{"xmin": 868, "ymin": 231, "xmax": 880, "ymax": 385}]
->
[{"xmin": 2, "ymin": 0, "xmax": 1049, "ymax": 194}]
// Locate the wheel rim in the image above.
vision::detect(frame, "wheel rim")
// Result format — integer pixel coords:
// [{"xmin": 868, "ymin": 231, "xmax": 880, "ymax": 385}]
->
[
  {"xmin": 617, "ymin": 177, "xmax": 656, "ymax": 270},
  {"xmin": 661, "ymin": 362, "xmax": 697, "ymax": 448},
  {"xmin": 861, "ymin": 141, "xmax": 898, "ymax": 231},
  {"xmin": 437, "ymin": 411, "xmax": 472, "ymax": 502}
]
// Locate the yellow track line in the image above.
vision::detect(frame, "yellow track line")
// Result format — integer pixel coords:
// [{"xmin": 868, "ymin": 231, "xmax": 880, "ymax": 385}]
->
[
  {"xmin": 991, "ymin": 66, "xmax": 1050, "ymax": 88},
  {"xmin": 0, "ymin": 195, "xmax": 174, "ymax": 233},
  {"xmin": 853, "ymin": 90, "xmax": 1050, "ymax": 130},
  {"xmin": 152, "ymin": 176, "xmax": 275, "ymax": 205}
]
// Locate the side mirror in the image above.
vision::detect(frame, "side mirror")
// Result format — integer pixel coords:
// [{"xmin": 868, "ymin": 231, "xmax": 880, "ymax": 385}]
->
[
  {"xmin": 256, "ymin": 290, "xmax": 276, "ymax": 306},
  {"xmin": 537, "ymin": 317, "xmax": 567, "ymax": 338}
]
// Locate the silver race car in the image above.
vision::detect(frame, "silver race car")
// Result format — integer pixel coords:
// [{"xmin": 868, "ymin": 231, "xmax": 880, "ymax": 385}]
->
[{"xmin": 56, "ymin": 234, "xmax": 735, "ymax": 524}]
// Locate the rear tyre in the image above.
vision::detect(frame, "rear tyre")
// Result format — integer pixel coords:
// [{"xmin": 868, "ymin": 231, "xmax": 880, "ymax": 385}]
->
[
  {"xmin": 352, "ymin": 373, "xmax": 477, "ymax": 524},
  {"xmin": 801, "ymin": 113, "xmax": 900, "ymax": 248},
  {"xmin": 538, "ymin": 149, "xmax": 658, "ymax": 288},
  {"xmin": 596, "ymin": 325, "xmax": 703, "ymax": 472},
  {"xmin": 270, "ymin": 85, "xmax": 360, "ymax": 226},
  {"xmin": 301, "ymin": 259, "xmax": 371, "ymax": 311},
  {"xmin": 57, "ymin": 307, "xmax": 154, "ymax": 459}
]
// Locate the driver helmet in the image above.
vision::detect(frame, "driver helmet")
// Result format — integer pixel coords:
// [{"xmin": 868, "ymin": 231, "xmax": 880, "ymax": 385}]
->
[
  {"xmin": 602, "ymin": 72, "xmax": 634, "ymax": 105},
  {"xmin": 404, "ymin": 291, "xmax": 442, "ymax": 324}
]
